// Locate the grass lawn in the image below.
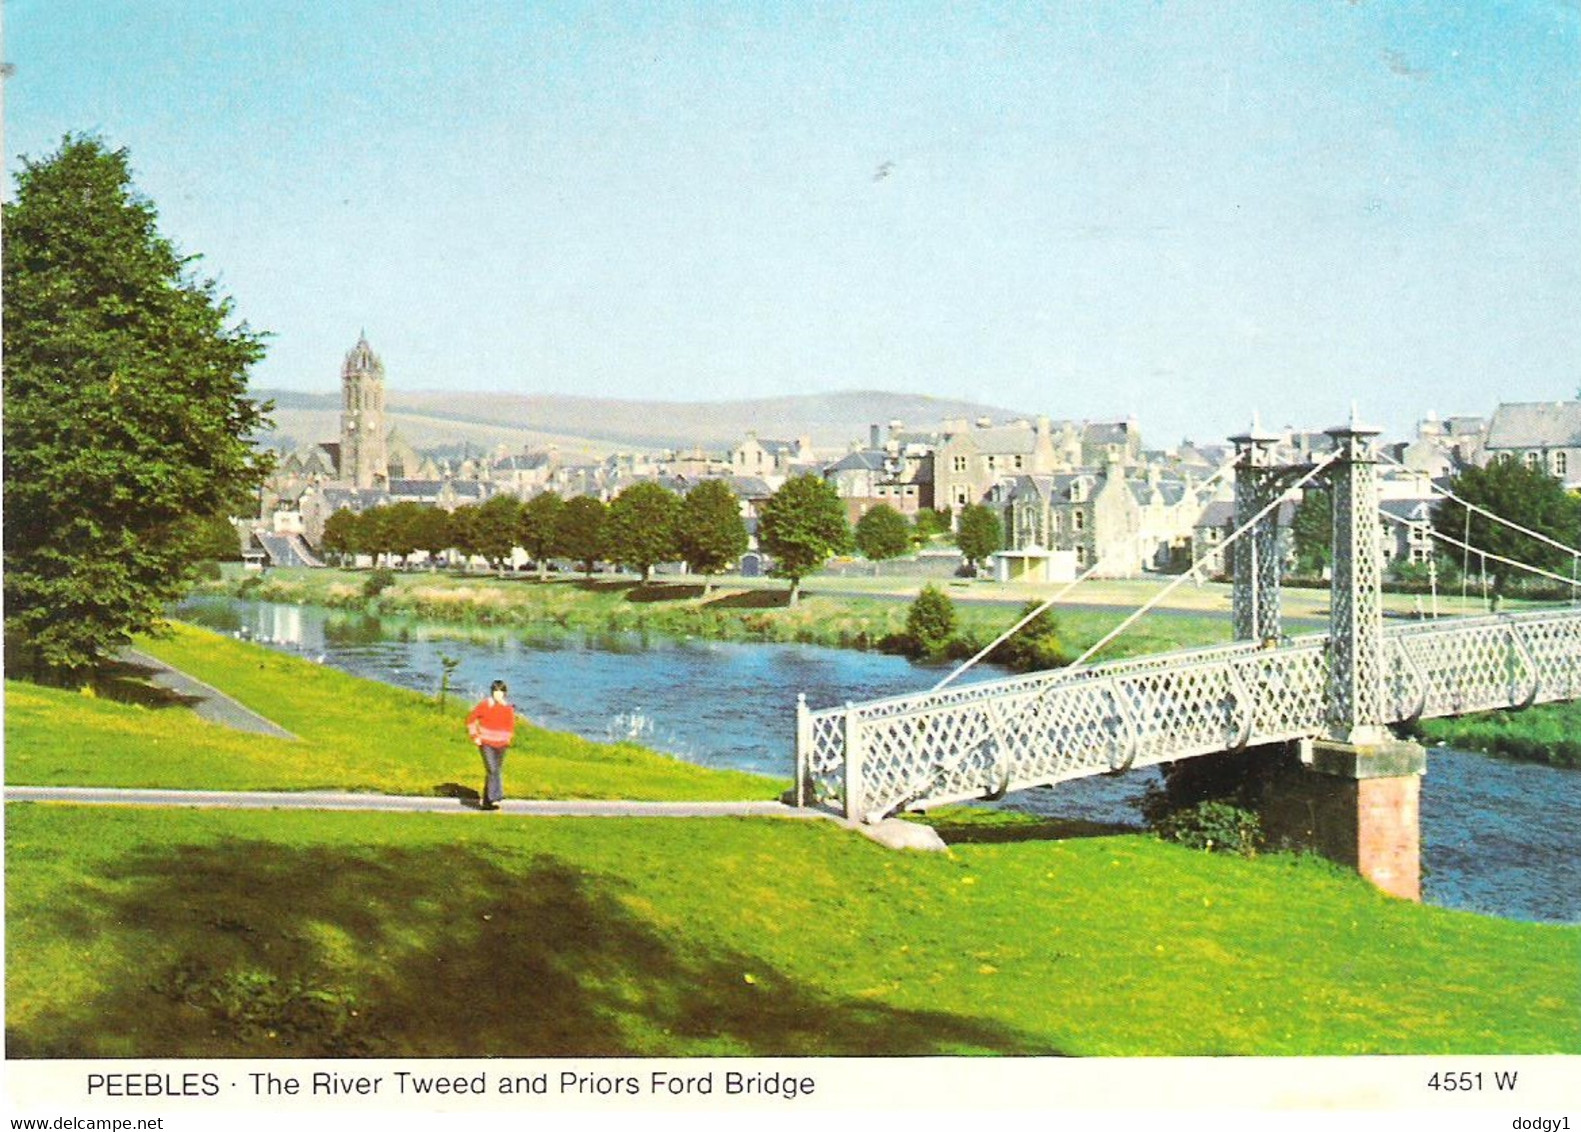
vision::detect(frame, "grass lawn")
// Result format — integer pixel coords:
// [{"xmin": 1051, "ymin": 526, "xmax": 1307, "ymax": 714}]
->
[
  {"xmin": 3, "ymin": 622, "xmax": 782, "ymax": 801},
  {"xmin": 207, "ymin": 566, "xmax": 1239, "ymax": 662},
  {"xmin": 7, "ymin": 803, "xmax": 1577, "ymax": 1058}
]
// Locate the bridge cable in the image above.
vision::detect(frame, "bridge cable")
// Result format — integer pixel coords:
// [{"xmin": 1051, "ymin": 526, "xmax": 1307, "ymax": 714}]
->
[
  {"xmin": 1378, "ymin": 508, "xmax": 1581, "ymax": 592},
  {"xmin": 1062, "ymin": 449, "xmax": 1341, "ymax": 674},
  {"xmin": 930, "ymin": 455, "xmax": 1242, "ymax": 692},
  {"xmin": 1375, "ymin": 450, "xmax": 1581, "ymax": 561}
]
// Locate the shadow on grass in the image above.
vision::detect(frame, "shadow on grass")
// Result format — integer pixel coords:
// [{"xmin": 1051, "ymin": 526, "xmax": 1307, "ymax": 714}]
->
[
  {"xmin": 8, "ymin": 840, "xmax": 1048, "ymax": 1059},
  {"xmin": 572, "ymin": 579, "xmax": 640, "ymax": 595},
  {"xmin": 625, "ymin": 584, "xmax": 706, "ymax": 603},
  {"xmin": 923, "ymin": 816, "xmax": 1139, "ymax": 845},
  {"xmin": 92, "ymin": 658, "xmax": 205, "ymax": 711},
  {"xmin": 704, "ymin": 590, "xmax": 789, "ymax": 610}
]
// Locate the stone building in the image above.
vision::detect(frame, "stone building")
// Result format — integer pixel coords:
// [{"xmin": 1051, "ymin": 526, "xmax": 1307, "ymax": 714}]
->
[
  {"xmin": 1482, "ymin": 400, "xmax": 1581, "ymax": 487},
  {"xmin": 338, "ymin": 333, "xmax": 389, "ymax": 488}
]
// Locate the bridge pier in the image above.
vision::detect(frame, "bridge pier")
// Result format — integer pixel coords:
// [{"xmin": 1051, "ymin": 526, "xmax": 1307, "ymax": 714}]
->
[{"xmin": 1258, "ymin": 738, "xmax": 1427, "ymax": 902}]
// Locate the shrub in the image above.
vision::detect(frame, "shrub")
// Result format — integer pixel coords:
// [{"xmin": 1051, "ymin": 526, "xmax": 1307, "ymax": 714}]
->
[
  {"xmin": 988, "ymin": 601, "xmax": 1066, "ymax": 671},
  {"xmin": 1146, "ymin": 797, "xmax": 1263, "ymax": 856},
  {"xmin": 362, "ymin": 568, "xmax": 397, "ymax": 599},
  {"xmin": 905, "ymin": 584, "xmax": 958, "ymax": 658}
]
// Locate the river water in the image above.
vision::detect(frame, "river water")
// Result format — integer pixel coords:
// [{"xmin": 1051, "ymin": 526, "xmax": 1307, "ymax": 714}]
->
[{"xmin": 177, "ymin": 596, "xmax": 1580, "ymax": 924}]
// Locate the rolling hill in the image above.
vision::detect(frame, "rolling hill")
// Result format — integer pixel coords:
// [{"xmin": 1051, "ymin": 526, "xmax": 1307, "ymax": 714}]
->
[{"xmin": 254, "ymin": 389, "xmax": 1035, "ymax": 460}]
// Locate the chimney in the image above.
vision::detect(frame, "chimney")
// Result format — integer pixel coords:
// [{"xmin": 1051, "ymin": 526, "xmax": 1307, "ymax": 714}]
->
[{"xmin": 870, "ymin": 424, "xmax": 881, "ymax": 449}]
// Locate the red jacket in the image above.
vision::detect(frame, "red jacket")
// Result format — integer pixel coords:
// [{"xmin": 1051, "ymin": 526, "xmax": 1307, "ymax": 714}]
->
[{"xmin": 466, "ymin": 698, "xmax": 516, "ymax": 747}]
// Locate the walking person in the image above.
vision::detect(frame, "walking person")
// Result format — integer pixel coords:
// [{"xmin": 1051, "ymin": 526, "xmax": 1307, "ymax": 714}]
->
[{"xmin": 466, "ymin": 679, "xmax": 516, "ymax": 810}]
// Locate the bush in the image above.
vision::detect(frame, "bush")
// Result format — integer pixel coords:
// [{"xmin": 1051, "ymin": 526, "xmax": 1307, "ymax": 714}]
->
[
  {"xmin": 362, "ymin": 568, "xmax": 397, "ymax": 599},
  {"xmin": 1146, "ymin": 797, "xmax": 1263, "ymax": 856},
  {"xmin": 904, "ymin": 585, "xmax": 958, "ymax": 658},
  {"xmin": 987, "ymin": 601, "xmax": 1067, "ymax": 672}
]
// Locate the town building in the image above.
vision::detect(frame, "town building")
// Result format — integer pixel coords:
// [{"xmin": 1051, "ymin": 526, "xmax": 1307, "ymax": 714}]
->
[{"xmin": 1482, "ymin": 400, "xmax": 1581, "ymax": 487}]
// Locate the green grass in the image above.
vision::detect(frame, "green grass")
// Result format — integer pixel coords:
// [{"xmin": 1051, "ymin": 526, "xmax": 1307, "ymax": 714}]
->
[
  {"xmin": 6, "ymin": 803, "xmax": 1576, "ymax": 1058},
  {"xmin": 3, "ymin": 622, "xmax": 782, "ymax": 801},
  {"xmin": 1413, "ymin": 700, "xmax": 1581, "ymax": 768},
  {"xmin": 6, "ymin": 629, "xmax": 1576, "ymax": 1057},
  {"xmin": 205, "ymin": 566, "xmax": 1236, "ymax": 664}
]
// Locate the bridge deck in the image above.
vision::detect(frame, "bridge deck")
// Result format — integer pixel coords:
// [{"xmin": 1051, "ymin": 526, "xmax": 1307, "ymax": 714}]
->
[{"xmin": 798, "ymin": 608, "xmax": 1581, "ymax": 822}]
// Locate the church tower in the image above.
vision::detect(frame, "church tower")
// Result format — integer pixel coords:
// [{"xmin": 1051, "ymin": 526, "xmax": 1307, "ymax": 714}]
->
[{"xmin": 339, "ymin": 332, "xmax": 389, "ymax": 487}]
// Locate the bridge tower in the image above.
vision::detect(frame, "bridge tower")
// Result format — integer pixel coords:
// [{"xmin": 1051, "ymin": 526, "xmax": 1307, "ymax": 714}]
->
[
  {"xmin": 1230, "ymin": 417, "xmax": 1286, "ymax": 645},
  {"xmin": 1256, "ymin": 416, "xmax": 1427, "ymax": 900},
  {"xmin": 1325, "ymin": 419, "xmax": 1389, "ymax": 743}
]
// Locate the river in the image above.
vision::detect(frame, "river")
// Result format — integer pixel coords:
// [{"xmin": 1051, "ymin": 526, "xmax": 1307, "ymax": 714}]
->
[{"xmin": 176, "ymin": 596, "xmax": 1580, "ymax": 924}]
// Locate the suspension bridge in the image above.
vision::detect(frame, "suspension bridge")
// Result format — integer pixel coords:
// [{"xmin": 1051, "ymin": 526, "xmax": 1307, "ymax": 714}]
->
[{"xmin": 793, "ymin": 418, "xmax": 1581, "ymax": 898}]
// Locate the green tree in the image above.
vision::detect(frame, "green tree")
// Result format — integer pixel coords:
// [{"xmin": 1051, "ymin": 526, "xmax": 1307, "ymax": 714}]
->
[
  {"xmin": 319, "ymin": 508, "xmax": 363, "ymax": 566},
  {"xmin": 1433, "ymin": 458, "xmax": 1581, "ymax": 601},
  {"xmin": 447, "ymin": 503, "xmax": 486, "ymax": 569},
  {"xmin": 854, "ymin": 504, "xmax": 912, "ymax": 574},
  {"xmin": 378, "ymin": 501, "xmax": 431, "ymax": 569},
  {"xmin": 912, "ymin": 507, "xmax": 951, "ymax": 545},
  {"xmin": 3, "ymin": 136, "xmax": 273, "ymax": 679},
  {"xmin": 677, "ymin": 479, "xmax": 748, "ymax": 595},
  {"xmin": 518, "ymin": 491, "xmax": 565, "ymax": 580},
  {"xmin": 988, "ymin": 600, "xmax": 1066, "ymax": 671},
  {"xmin": 474, "ymin": 494, "xmax": 522, "ymax": 574},
  {"xmin": 556, "ymin": 495, "xmax": 609, "ymax": 577},
  {"xmin": 905, "ymin": 584, "xmax": 959, "ymax": 658},
  {"xmin": 605, "ymin": 482, "xmax": 682, "ymax": 583},
  {"xmin": 410, "ymin": 506, "xmax": 453, "ymax": 568},
  {"xmin": 189, "ymin": 512, "xmax": 244, "ymax": 563},
  {"xmin": 1290, "ymin": 488, "xmax": 1332, "ymax": 576},
  {"xmin": 955, "ymin": 503, "xmax": 1003, "ymax": 574},
  {"xmin": 758, "ymin": 474, "xmax": 851, "ymax": 606}
]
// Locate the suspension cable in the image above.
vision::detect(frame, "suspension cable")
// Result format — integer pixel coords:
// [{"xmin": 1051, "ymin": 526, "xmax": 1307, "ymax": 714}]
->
[
  {"xmin": 1377, "ymin": 450, "xmax": 1581, "ymax": 560},
  {"xmin": 1061, "ymin": 450, "xmax": 1340, "ymax": 673},
  {"xmin": 930, "ymin": 455, "xmax": 1241, "ymax": 692},
  {"xmin": 1379, "ymin": 509, "xmax": 1581, "ymax": 591}
]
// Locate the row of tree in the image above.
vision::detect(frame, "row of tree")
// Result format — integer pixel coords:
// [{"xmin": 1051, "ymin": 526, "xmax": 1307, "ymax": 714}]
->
[{"xmin": 318, "ymin": 484, "xmax": 1009, "ymax": 601}]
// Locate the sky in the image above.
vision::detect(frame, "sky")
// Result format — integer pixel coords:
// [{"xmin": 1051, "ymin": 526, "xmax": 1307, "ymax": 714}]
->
[{"xmin": 6, "ymin": 1, "xmax": 1579, "ymax": 447}]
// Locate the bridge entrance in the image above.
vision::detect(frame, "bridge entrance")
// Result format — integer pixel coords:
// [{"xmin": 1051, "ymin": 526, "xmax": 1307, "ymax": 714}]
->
[{"xmin": 795, "ymin": 416, "xmax": 1581, "ymax": 899}]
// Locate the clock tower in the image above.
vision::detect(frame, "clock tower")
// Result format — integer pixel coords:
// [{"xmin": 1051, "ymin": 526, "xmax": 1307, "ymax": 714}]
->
[{"xmin": 339, "ymin": 332, "xmax": 389, "ymax": 488}]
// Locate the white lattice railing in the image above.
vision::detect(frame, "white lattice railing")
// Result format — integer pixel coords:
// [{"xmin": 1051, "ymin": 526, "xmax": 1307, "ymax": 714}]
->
[{"xmin": 796, "ymin": 608, "xmax": 1581, "ymax": 823}]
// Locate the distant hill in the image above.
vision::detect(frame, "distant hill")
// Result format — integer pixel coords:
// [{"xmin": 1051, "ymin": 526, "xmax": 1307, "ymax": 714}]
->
[{"xmin": 253, "ymin": 389, "xmax": 1033, "ymax": 460}]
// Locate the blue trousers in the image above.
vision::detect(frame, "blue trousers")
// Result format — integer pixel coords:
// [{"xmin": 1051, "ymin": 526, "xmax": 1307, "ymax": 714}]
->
[{"xmin": 479, "ymin": 744, "xmax": 507, "ymax": 805}]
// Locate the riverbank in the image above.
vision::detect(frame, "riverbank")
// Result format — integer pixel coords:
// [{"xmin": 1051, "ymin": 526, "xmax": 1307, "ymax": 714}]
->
[
  {"xmin": 197, "ymin": 566, "xmax": 1580, "ymax": 767},
  {"xmin": 200, "ymin": 565, "xmax": 1237, "ymax": 669},
  {"xmin": 4, "ymin": 623, "xmax": 781, "ymax": 800},
  {"xmin": 6, "ymin": 629, "xmax": 1577, "ymax": 1057},
  {"xmin": 1412, "ymin": 702, "xmax": 1581, "ymax": 769}
]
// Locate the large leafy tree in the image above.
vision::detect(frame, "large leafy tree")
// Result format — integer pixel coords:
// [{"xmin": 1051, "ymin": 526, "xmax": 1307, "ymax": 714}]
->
[
  {"xmin": 4, "ymin": 136, "xmax": 273, "ymax": 679},
  {"xmin": 955, "ymin": 503, "xmax": 1003, "ymax": 574},
  {"xmin": 556, "ymin": 495, "xmax": 608, "ymax": 577},
  {"xmin": 410, "ymin": 505, "xmax": 454, "ymax": 568},
  {"xmin": 605, "ymin": 481, "xmax": 681, "ymax": 583},
  {"xmin": 676, "ymin": 478, "xmax": 748, "ymax": 595},
  {"xmin": 320, "ymin": 508, "xmax": 363, "ymax": 566},
  {"xmin": 758, "ymin": 474, "xmax": 851, "ymax": 606},
  {"xmin": 1433, "ymin": 458, "xmax": 1581, "ymax": 600},
  {"xmin": 517, "ymin": 490, "xmax": 565, "ymax": 580},
  {"xmin": 474, "ymin": 494, "xmax": 522, "ymax": 574},
  {"xmin": 854, "ymin": 504, "xmax": 911, "ymax": 574}
]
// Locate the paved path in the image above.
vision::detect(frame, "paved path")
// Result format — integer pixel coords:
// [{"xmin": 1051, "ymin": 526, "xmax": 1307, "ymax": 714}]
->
[
  {"xmin": 120, "ymin": 648, "xmax": 298, "ymax": 740},
  {"xmin": 3, "ymin": 785, "xmax": 829, "ymax": 819}
]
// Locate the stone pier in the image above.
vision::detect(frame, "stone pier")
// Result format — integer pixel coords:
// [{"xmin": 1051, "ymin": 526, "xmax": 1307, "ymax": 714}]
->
[{"xmin": 1259, "ymin": 738, "xmax": 1427, "ymax": 902}]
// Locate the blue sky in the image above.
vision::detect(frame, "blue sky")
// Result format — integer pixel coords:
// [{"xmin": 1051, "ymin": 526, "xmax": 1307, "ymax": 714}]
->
[{"xmin": 7, "ymin": 1, "xmax": 1578, "ymax": 446}]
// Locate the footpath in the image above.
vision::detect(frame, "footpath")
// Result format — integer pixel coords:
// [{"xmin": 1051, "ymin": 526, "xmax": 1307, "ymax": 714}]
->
[{"xmin": 8, "ymin": 652, "xmax": 948, "ymax": 849}]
